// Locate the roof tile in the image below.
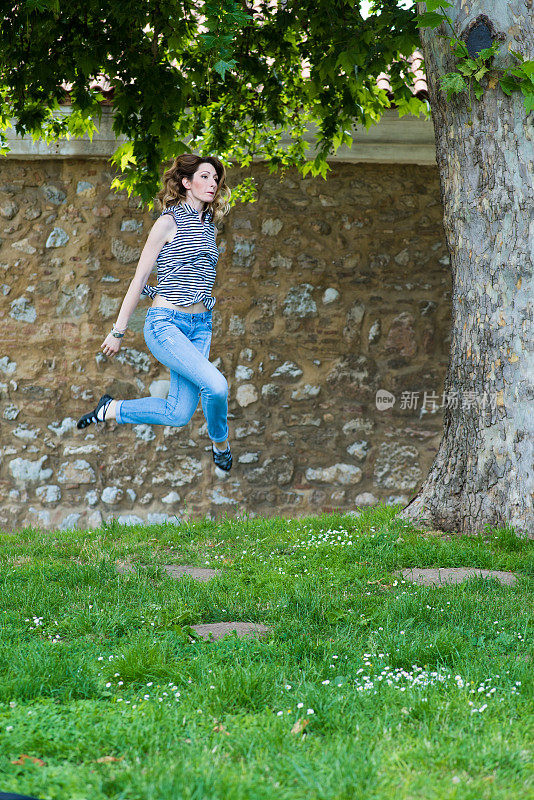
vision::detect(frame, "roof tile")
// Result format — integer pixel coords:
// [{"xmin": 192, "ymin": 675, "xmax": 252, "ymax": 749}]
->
[{"xmin": 59, "ymin": 51, "xmax": 428, "ymax": 107}]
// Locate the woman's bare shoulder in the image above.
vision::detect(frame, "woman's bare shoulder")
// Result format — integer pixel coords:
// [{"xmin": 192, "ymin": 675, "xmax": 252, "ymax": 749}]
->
[
  {"xmin": 152, "ymin": 212, "xmax": 177, "ymax": 228},
  {"xmin": 151, "ymin": 213, "xmax": 177, "ymax": 234}
]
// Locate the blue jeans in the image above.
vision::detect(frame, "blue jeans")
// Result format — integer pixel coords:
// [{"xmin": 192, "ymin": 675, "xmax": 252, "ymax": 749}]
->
[{"xmin": 115, "ymin": 306, "xmax": 229, "ymax": 442}]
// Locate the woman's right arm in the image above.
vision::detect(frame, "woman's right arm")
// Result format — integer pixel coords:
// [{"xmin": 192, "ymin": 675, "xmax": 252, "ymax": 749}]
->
[{"xmin": 100, "ymin": 214, "xmax": 176, "ymax": 357}]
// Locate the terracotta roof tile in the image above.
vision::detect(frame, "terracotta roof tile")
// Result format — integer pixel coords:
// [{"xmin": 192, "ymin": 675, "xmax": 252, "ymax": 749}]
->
[
  {"xmin": 60, "ymin": 75, "xmax": 115, "ymax": 105},
  {"xmin": 59, "ymin": 50, "xmax": 428, "ymax": 107},
  {"xmin": 375, "ymin": 50, "xmax": 428, "ymax": 103}
]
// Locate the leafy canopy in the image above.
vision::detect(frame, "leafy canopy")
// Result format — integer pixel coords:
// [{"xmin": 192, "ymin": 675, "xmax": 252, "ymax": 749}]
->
[{"xmin": 0, "ymin": 0, "xmax": 425, "ymax": 205}]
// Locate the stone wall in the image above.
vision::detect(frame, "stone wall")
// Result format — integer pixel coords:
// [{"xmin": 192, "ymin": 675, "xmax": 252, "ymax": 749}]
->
[{"xmin": 0, "ymin": 158, "xmax": 451, "ymax": 531}]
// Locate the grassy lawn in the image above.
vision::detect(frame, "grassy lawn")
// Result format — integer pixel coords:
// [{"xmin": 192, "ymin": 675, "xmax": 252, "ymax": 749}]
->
[{"xmin": 0, "ymin": 503, "xmax": 532, "ymax": 800}]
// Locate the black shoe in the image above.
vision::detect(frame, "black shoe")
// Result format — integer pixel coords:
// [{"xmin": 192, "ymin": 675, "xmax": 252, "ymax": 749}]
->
[
  {"xmin": 77, "ymin": 394, "xmax": 114, "ymax": 429},
  {"xmin": 212, "ymin": 443, "xmax": 232, "ymax": 473}
]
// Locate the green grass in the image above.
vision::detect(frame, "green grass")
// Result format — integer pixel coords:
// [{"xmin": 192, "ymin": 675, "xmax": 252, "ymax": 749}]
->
[{"xmin": 0, "ymin": 502, "xmax": 532, "ymax": 800}]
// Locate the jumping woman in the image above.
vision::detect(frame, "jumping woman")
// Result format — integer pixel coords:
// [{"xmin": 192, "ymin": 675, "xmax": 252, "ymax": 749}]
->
[{"xmin": 76, "ymin": 154, "xmax": 233, "ymax": 475}]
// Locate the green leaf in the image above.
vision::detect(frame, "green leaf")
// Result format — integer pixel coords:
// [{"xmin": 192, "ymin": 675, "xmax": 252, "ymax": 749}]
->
[
  {"xmin": 499, "ymin": 75, "xmax": 519, "ymax": 96},
  {"xmin": 440, "ymin": 72, "xmax": 467, "ymax": 97},
  {"xmin": 519, "ymin": 80, "xmax": 534, "ymax": 96},
  {"xmin": 213, "ymin": 59, "xmax": 236, "ymax": 80},
  {"xmin": 199, "ymin": 33, "xmax": 218, "ymax": 48},
  {"xmin": 415, "ymin": 11, "xmax": 446, "ymax": 29},
  {"xmin": 425, "ymin": 0, "xmax": 453, "ymax": 9},
  {"xmin": 519, "ymin": 60, "xmax": 534, "ymax": 78},
  {"xmin": 113, "ymin": 142, "xmax": 136, "ymax": 171},
  {"xmin": 476, "ymin": 46, "xmax": 498, "ymax": 62},
  {"xmin": 509, "ymin": 48, "xmax": 525, "ymax": 61},
  {"xmin": 523, "ymin": 93, "xmax": 534, "ymax": 112},
  {"xmin": 182, "ymin": 625, "xmax": 203, "ymax": 642},
  {"xmin": 450, "ymin": 39, "xmax": 469, "ymax": 59},
  {"xmin": 457, "ymin": 63, "xmax": 474, "ymax": 77}
]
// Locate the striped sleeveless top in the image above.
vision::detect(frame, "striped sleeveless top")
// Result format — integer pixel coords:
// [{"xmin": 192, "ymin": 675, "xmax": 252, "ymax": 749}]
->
[{"xmin": 141, "ymin": 202, "xmax": 219, "ymax": 310}]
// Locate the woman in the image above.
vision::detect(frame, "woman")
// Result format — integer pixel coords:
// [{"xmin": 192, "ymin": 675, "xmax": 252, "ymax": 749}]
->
[{"xmin": 76, "ymin": 154, "xmax": 233, "ymax": 475}]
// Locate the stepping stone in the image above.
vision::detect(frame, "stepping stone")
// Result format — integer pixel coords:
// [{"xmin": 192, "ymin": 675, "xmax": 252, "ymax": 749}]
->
[
  {"xmin": 115, "ymin": 560, "xmax": 136, "ymax": 575},
  {"xmin": 115, "ymin": 561, "xmax": 220, "ymax": 581},
  {"xmin": 397, "ymin": 567, "xmax": 517, "ymax": 587},
  {"xmin": 190, "ymin": 622, "xmax": 271, "ymax": 642},
  {"xmin": 162, "ymin": 565, "xmax": 220, "ymax": 582}
]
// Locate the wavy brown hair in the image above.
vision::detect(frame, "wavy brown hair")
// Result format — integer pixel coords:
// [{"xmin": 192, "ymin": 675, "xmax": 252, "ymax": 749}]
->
[{"xmin": 157, "ymin": 154, "xmax": 231, "ymax": 225}]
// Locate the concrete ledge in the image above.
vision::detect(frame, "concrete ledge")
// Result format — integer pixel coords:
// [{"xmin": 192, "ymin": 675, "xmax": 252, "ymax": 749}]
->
[{"xmin": 3, "ymin": 108, "xmax": 436, "ymax": 164}]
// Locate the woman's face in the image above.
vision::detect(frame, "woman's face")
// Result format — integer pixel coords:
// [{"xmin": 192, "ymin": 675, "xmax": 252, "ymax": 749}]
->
[{"xmin": 183, "ymin": 162, "xmax": 219, "ymax": 204}]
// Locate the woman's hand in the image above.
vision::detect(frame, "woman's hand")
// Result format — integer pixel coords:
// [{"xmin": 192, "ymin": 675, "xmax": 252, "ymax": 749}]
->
[
  {"xmin": 101, "ymin": 332, "xmax": 122, "ymax": 358},
  {"xmin": 98, "ymin": 216, "xmax": 172, "ymax": 362}
]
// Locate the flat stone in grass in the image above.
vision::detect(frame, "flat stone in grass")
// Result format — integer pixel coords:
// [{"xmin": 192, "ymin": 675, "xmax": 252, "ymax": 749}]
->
[
  {"xmin": 115, "ymin": 561, "xmax": 220, "ymax": 581},
  {"xmin": 115, "ymin": 560, "xmax": 136, "ymax": 575},
  {"xmin": 190, "ymin": 622, "xmax": 271, "ymax": 642},
  {"xmin": 162, "ymin": 565, "xmax": 220, "ymax": 582},
  {"xmin": 397, "ymin": 567, "xmax": 517, "ymax": 587}
]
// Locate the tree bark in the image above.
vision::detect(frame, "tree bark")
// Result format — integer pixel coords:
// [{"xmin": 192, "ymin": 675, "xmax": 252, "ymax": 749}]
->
[{"xmin": 398, "ymin": 2, "xmax": 534, "ymax": 536}]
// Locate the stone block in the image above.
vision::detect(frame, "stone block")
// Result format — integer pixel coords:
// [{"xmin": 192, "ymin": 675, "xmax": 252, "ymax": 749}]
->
[
  {"xmin": 76, "ymin": 181, "xmax": 95, "ymax": 197},
  {"xmin": 47, "ymin": 418, "xmax": 77, "ymax": 436},
  {"xmin": 121, "ymin": 219, "xmax": 143, "ymax": 232},
  {"xmin": 283, "ymin": 284, "xmax": 317, "ymax": 317},
  {"xmin": 271, "ymin": 361, "xmax": 303, "ymax": 380},
  {"xmin": 133, "ymin": 424, "xmax": 156, "ymax": 441},
  {"xmin": 346, "ymin": 440, "xmax": 369, "ymax": 460},
  {"xmin": 322, "ymin": 288, "xmax": 339, "ymax": 304},
  {"xmin": 354, "ymin": 492, "xmax": 378, "ymax": 506},
  {"xmin": 0, "ymin": 200, "xmax": 18, "ymax": 219},
  {"xmin": 56, "ymin": 283, "xmax": 90, "ymax": 316},
  {"xmin": 373, "ymin": 442, "xmax": 422, "ymax": 491},
  {"xmin": 111, "ymin": 238, "xmax": 140, "ymax": 264},
  {"xmin": 98, "ymin": 294, "xmax": 120, "ymax": 318},
  {"xmin": 57, "ymin": 459, "xmax": 96, "ymax": 485},
  {"xmin": 236, "ymin": 384, "xmax": 258, "ymax": 407},
  {"xmin": 42, "ymin": 185, "xmax": 66, "ymax": 205},
  {"xmin": 116, "ymin": 514, "xmax": 144, "ymax": 526},
  {"xmin": 149, "ymin": 379, "xmax": 170, "ymax": 398},
  {"xmin": 235, "ymin": 365, "xmax": 254, "ymax": 381},
  {"xmin": 291, "ymin": 384, "xmax": 320, "ymax": 401},
  {"xmin": 152, "ymin": 457, "xmax": 202, "ymax": 487},
  {"xmin": 45, "ymin": 227, "xmax": 69, "ymax": 248},
  {"xmin": 60, "ymin": 512, "xmax": 83, "ymax": 530},
  {"xmin": 3, "ymin": 404, "xmax": 20, "ymax": 420},
  {"xmin": 11, "ymin": 239, "xmax": 36, "ymax": 255},
  {"xmin": 101, "ymin": 486, "xmax": 124, "ymax": 505},
  {"xmin": 9, "ymin": 456, "xmax": 53, "ymax": 486},
  {"xmin": 385, "ymin": 312, "xmax": 417, "ymax": 358},
  {"xmin": 23, "ymin": 204, "xmax": 41, "ymax": 220},
  {"xmin": 305, "ymin": 463, "xmax": 362, "ymax": 485},
  {"xmin": 115, "ymin": 348, "xmax": 152, "ymax": 372},
  {"xmin": 231, "ymin": 237, "xmax": 255, "ymax": 268},
  {"xmin": 161, "ymin": 490, "xmax": 180, "ymax": 506},
  {"xmin": 261, "ymin": 383, "xmax": 281, "ymax": 399},
  {"xmin": 261, "ymin": 218, "xmax": 283, "ymax": 235}
]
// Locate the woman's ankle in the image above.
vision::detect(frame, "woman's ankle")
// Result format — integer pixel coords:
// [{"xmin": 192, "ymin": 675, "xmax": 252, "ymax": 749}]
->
[
  {"xmin": 106, "ymin": 399, "xmax": 118, "ymax": 421},
  {"xmin": 212, "ymin": 438, "xmax": 229, "ymax": 451}
]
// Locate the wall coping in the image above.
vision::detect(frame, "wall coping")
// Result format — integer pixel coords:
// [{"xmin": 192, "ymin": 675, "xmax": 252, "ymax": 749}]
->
[{"xmin": 3, "ymin": 107, "xmax": 436, "ymax": 165}]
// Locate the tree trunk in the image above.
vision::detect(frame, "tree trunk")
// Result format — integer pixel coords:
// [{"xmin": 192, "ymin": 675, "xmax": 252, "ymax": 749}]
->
[{"xmin": 398, "ymin": 2, "xmax": 534, "ymax": 536}]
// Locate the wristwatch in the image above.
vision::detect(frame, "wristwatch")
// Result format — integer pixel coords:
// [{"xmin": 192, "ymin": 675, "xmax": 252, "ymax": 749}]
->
[{"xmin": 111, "ymin": 325, "xmax": 126, "ymax": 338}]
